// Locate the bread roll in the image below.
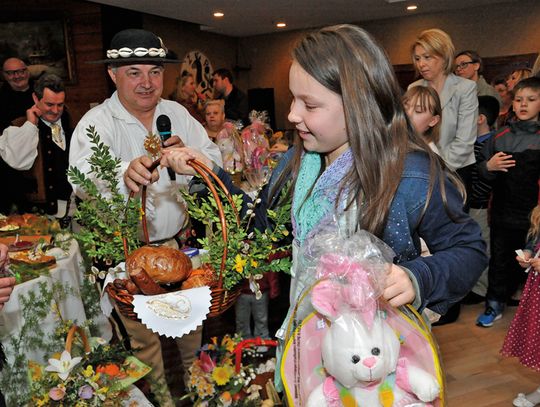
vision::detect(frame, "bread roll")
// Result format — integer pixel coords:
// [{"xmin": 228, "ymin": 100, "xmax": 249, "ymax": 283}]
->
[
  {"xmin": 126, "ymin": 245, "xmax": 192, "ymax": 284},
  {"xmin": 181, "ymin": 264, "xmax": 215, "ymax": 289},
  {"xmin": 129, "ymin": 267, "xmax": 167, "ymax": 295}
]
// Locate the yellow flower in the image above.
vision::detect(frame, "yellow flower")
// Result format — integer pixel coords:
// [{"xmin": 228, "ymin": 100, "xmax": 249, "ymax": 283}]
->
[
  {"xmin": 251, "ymin": 259, "xmax": 258, "ymax": 267},
  {"xmin": 35, "ymin": 395, "xmax": 49, "ymax": 407},
  {"xmin": 283, "ymin": 230, "xmax": 289, "ymax": 236},
  {"xmin": 234, "ymin": 254, "xmax": 247, "ymax": 273},
  {"xmin": 82, "ymin": 365, "xmax": 94, "ymax": 378},
  {"xmin": 212, "ymin": 366, "xmax": 231, "ymax": 385},
  {"xmin": 223, "ymin": 339, "xmax": 236, "ymax": 353},
  {"xmin": 28, "ymin": 360, "xmax": 43, "ymax": 381}
]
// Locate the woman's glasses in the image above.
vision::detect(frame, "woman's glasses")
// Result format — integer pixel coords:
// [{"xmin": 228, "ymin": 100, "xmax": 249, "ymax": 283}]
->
[{"xmin": 455, "ymin": 61, "xmax": 476, "ymax": 71}]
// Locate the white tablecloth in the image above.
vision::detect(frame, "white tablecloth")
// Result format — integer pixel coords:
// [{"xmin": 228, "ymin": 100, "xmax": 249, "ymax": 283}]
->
[{"xmin": 0, "ymin": 239, "xmax": 112, "ymax": 364}]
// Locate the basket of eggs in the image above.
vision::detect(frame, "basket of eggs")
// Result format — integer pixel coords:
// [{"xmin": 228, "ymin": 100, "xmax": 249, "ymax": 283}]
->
[{"xmin": 106, "ymin": 159, "xmax": 241, "ymax": 320}]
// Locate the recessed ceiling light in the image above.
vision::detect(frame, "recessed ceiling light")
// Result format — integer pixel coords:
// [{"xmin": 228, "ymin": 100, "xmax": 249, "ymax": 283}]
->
[
  {"xmin": 213, "ymin": 11, "xmax": 224, "ymax": 18},
  {"xmin": 407, "ymin": 5, "xmax": 418, "ymax": 10},
  {"xmin": 276, "ymin": 22, "xmax": 287, "ymax": 28}
]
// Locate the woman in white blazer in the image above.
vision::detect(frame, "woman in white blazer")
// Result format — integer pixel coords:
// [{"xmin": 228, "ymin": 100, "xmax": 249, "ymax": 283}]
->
[{"xmin": 409, "ymin": 29, "xmax": 478, "ymax": 175}]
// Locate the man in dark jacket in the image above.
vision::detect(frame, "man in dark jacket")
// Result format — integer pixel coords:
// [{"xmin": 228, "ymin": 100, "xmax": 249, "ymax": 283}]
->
[
  {"xmin": 0, "ymin": 73, "xmax": 72, "ymax": 218},
  {"xmin": 0, "ymin": 57, "xmax": 35, "ymax": 213},
  {"xmin": 212, "ymin": 68, "xmax": 249, "ymax": 125}
]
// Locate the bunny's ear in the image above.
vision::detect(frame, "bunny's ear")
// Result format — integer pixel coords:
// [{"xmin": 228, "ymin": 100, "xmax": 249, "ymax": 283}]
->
[{"xmin": 311, "ymin": 280, "xmax": 342, "ymax": 320}]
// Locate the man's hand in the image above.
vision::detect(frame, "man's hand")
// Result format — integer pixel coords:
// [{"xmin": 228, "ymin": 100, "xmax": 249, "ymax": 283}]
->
[
  {"xmin": 162, "ymin": 135, "xmax": 184, "ymax": 148},
  {"xmin": 124, "ymin": 156, "xmax": 160, "ymax": 193},
  {"xmin": 160, "ymin": 147, "xmax": 213, "ymax": 176},
  {"xmin": 25, "ymin": 105, "xmax": 42, "ymax": 126},
  {"xmin": 487, "ymin": 152, "xmax": 516, "ymax": 172},
  {"xmin": 383, "ymin": 264, "xmax": 416, "ymax": 307}
]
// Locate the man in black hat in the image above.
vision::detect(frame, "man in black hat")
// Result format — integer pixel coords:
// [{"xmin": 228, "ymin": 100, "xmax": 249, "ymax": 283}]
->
[{"xmin": 69, "ymin": 29, "xmax": 222, "ymax": 406}]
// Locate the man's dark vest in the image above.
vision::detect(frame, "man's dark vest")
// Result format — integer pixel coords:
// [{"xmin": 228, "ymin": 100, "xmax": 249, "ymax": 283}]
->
[{"xmin": 23, "ymin": 111, "xmax": 73, "ymax": 215}]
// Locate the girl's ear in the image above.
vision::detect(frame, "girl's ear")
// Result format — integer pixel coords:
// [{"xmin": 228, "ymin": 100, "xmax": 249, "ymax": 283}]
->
[{"xmin": 428, "ymin": 114, "xmax": 440, "ymax": 128}]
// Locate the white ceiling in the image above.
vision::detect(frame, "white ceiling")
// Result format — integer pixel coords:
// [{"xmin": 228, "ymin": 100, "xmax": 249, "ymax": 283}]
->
[{"xmin": 88, "ymin": 0, "xmax": 520, "ymax": 37}]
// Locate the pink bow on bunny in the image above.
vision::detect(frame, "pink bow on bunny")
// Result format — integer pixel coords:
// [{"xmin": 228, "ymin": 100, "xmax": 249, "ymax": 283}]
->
[{"xmin": 313, "ymin": 254, "xmax": 379, "ymax": 329}]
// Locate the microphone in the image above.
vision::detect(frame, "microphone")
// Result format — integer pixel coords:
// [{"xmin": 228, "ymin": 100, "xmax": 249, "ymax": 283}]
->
[
  {"xmin": 157, "ymin": 114, "xmax": 172, "ymax": 144},
  {"xmin": 156, "ymin": 114, "xmax": 176, "ymax": 181}
]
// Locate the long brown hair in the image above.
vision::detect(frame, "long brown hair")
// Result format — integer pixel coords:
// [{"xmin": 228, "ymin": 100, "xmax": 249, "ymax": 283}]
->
[
  {"xmin": 273, "ymin": 24, "xmax": 454, "ymax": 238},
  {"xmin": 403, "ymin": 86, "xmax": 442, "ymax": 144},
  {"xmin": 528, "ymin": 205, "xmax": 540, "ymax": 242}
]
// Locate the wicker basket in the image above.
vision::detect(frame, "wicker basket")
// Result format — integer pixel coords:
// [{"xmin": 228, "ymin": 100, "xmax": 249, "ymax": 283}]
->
[
  {"xmin": 65, "ymin": 324, "xmax": 91, "ymax": 354},
  {"xmin": 107, "ymin": 158, "xmax": 242, "ymax": 320},
  {"xmin": 232, "ymin": 338, "xmax": 282, "ymax": 404}
]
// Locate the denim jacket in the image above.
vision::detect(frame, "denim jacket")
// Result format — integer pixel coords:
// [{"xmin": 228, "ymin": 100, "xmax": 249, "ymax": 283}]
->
[
  {"xmin": 215, "ymin": 149, "xmax": 487, "ymax": 315},
  {"xmin": 382, "ymin": 152, "xmax": 487, "ymax": 314}
]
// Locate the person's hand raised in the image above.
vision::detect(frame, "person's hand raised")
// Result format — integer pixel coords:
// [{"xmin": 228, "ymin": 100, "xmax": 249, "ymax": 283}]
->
[
  {"xmin": 26, "ymin": 105, "xmax": 42, "ymax": 126},
  {"xmin": 124, "ymin": 156, "xmax": 160, "ymax": 193}
]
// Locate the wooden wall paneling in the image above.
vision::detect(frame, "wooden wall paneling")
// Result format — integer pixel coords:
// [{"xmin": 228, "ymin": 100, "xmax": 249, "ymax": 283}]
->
[{"xmin": 0, "ymin": 0, "xmax": 109, "ymax": 125}]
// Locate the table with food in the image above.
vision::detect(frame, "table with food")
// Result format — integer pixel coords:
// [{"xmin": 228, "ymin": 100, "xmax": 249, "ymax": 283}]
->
[{"xmin": 0, "ymin": 213, "xmax": 112, "ymax": 364}]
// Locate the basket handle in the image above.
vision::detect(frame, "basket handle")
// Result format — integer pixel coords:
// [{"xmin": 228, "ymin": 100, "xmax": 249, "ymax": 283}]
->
[
  {"xmin": 65, "ymin": 325, "xmax": 91, "ymax": 354},
  {"xmin": 233, "ymin": 338, "xmax": 278, "ymax": 373},
  {"xmin": 122, "ymin": 157, "xmax": 240, "ymax": 289}
]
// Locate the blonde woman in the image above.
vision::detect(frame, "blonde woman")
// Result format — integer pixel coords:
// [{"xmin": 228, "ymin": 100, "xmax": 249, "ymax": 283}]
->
[
  {"xmin": 171, "ymin": 73, "xmax": 205, "ymax": 124},
  {"xmin": 409, "ymin": 29, "xmax": 478, "ymax": 177},
  {"xmin": 203, "ymin": 99, "xmax": 226, "ymax": 140}
]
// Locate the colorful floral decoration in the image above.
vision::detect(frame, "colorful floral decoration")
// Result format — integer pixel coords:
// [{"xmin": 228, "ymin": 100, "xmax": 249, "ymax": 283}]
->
[
  {"xmin": 28, "ymin": 331, "xmax": 151, "ymax": 406},
  {"xmin": 183, "ymin": 334, "xmax": 278, "ymax": 406}
]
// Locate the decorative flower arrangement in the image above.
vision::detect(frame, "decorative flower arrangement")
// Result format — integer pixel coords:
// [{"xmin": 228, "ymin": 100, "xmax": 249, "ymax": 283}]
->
[
  {"xmin": 184, "ymin": 334, "xmax": 278, "ymax": 406},
  {"xmin": 182, "ymin": 182, "xmax": 292, "ymax": 292},
  {"xmin": 28, "ymin": 330, "xmax": 151, "ymax": 406}
]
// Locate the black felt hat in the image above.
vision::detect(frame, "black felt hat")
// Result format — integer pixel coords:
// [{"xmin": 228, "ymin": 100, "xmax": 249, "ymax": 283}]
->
[{"xmin": 90, "ymin": 29, "xmax": 179, "ymax": 64}]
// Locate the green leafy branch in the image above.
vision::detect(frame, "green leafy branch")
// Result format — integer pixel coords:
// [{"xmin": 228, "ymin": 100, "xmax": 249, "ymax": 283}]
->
[
  {"xmin": 67, "ymin": 126, "xmax": 141, "ymax": 265},
  {"xmin": 182, "ymin": 182, "xmax": 292, "ymax": 290}
]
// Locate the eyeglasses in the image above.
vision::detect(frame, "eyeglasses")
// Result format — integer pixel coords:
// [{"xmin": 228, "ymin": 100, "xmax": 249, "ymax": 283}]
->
[
  {"xmin": 455, "ymin": 61, "xmax": 475, "ymax": 71},
  {"xmin": 3, "ymin": 68, "xmax": 28, "ymax": 76}
]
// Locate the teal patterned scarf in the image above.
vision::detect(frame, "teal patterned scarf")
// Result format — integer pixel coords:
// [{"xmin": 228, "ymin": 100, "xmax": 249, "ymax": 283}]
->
[{"xmin": 292, "ymin": 149, "xmax": 354, "ymax": 244}]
